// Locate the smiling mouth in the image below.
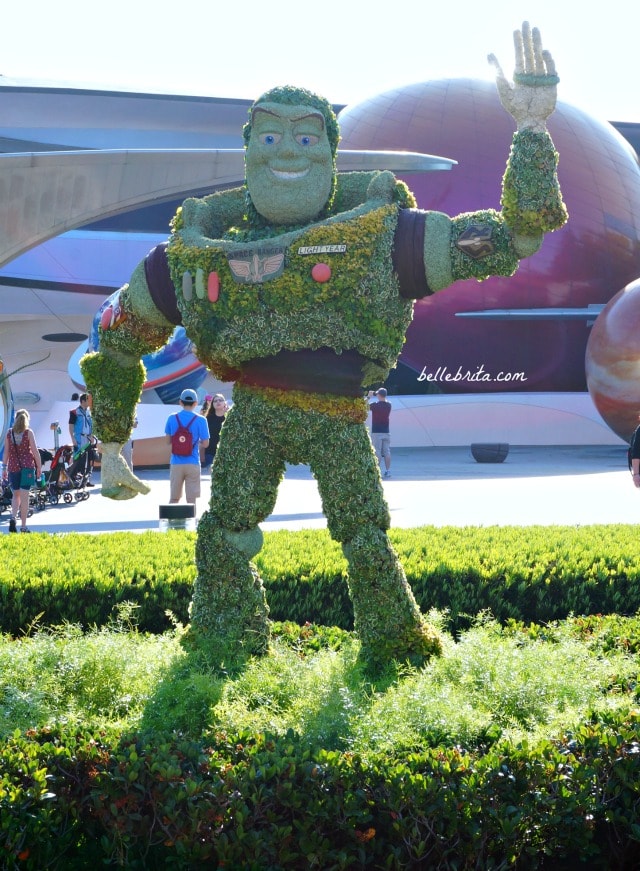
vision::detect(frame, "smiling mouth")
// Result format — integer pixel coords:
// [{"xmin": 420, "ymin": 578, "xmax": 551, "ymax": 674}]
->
[{"xmin": 270, "ymin": 168, "xmax": 310, "ymax": 180}]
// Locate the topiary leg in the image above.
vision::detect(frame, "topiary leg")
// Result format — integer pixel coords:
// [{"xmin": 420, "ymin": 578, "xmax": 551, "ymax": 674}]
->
[
  {"xmin": 189, "ymin": 512, "xmax": 270, "ymax": 660},
  {"xmin": 310, "ymin": 421, "xmax": 442, "ymax": 670},
  {"xmin": 342, "ymin": 525, "xmax": 442, "ymax": 671},
  {"xmin": 186, "ymin": 396, "xmax": 286, "ymax": 662}
]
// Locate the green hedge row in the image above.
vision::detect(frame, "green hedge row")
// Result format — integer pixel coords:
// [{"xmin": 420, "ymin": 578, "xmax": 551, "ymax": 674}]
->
[
  {"xmin": 2, "ymin": 712, "xmax": 639, "ymax": 870},
  {"xmin": 3, "ymin": 525, "xmax": 640, "ymax": 635}
]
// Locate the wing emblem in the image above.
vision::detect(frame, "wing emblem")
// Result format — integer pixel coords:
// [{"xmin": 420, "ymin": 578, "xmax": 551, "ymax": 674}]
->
[{"xmin": 228, "ymin": 250, "xmax": 285, "ymax": 284}]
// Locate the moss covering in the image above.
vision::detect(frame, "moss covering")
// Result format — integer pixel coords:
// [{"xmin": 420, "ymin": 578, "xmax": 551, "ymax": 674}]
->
[
  {"xmin": 81, "ymin": 351, "xmax": 146, "ymax": 444},
  {"xmin": 187, "ymin": 384, "xmax": 440, "ymax": 668},
  {"xmin": 168, "ymin": 192, "xmax": 414, "ymax": 384},
  {"xmin": 501, "ymin": 129, "xmax": 567, "ymax": 236},
  {"xmin": 80, "ymin": 89, "xmax": 567, "ymax": 671}
]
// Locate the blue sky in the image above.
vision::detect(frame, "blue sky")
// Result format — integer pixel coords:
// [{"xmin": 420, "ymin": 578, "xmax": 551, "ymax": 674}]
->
[{"xmin": 3, "ymin": 0, "xmax": 638, "ymax": 123}]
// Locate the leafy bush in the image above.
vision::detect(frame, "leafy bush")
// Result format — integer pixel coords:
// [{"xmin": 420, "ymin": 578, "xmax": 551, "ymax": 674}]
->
[
  {"xmin": 0, "ymin": 531, "xmax": 195, "ymax": 634},
  {"xmin": 2, "ymin": 527, "xmax": 640, "ymax": 866},
  {"xmin": 0, "ymin": 607, "xmax": 179, "ymax": 736},
  {"xmin": 3, "ymin": 614, "xmax": 637, "ymax": 753},
  {"xmin": 4, "ymin": 525, "xmax": 640, "ymax": 635},
  {"xmin": 2, "ymin": 714, "xmax": 640, "ymax": 869},
  {"xmin": 0, "ymin": 606, "xmax": 638, "ymax": 867}
]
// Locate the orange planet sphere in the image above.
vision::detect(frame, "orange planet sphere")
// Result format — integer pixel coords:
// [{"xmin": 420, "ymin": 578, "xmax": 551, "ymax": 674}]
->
[{"xmin": 586, "ymin": 278, "xmax": 640, "ymax": 442}]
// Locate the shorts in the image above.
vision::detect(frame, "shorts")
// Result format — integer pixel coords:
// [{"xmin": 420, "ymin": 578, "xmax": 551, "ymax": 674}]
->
[
  {"xmin": 169, "ymin": 463, "xmax": 201, "ymax": 504},
  {"xmin": 8, "ymin": 470, "xmax": 31, "ymax": 492},
  {"xmin": 371, "ymin": 432, "xmax": 391, "ymax": 459}
]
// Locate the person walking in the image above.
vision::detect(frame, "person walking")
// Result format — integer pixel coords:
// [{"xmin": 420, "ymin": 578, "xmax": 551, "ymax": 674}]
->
[
  {"xmin": 121, "ymin": 412, "xmax": 138, "ymax": 472},
  {"xmin": 199, "ymin": 395, "xmax": 213, "ymax": 465},
  {"xmin": 629, "ymin": 418, "xmax": 640, "ymax": 488},
  {"xmin": 68, "ymin": 392, "xmax": 93, "ymax": 450},
  {"xmin": 3, "ymin": 408, "xmax": 42, "ymax": 533},
  {"xmin": 68, "ymin": 393, "xmax": 96, "ymax": 485},
  {"xmin": 202, "ymin": 393, "xmax": 228, "ymax": 469},
  {"xmin": 164, "ymin": 388, "xmax": 209, "ymax": 511},
  {"xmin": 368, "ymin": 388, "xmax": 392, "ymax": 478}
]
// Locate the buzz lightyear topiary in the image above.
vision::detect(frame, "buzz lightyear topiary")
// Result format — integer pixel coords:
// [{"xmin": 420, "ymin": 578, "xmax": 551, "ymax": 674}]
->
[{"xmin": 81, "ymin": 22, "xmax": 567, "ymax": 671}]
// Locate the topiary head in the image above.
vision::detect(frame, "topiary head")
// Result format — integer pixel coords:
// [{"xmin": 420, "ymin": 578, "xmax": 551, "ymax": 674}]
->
[{"xmin": 242, "ymin": 85, "xmax": 340, "ymax": 228}]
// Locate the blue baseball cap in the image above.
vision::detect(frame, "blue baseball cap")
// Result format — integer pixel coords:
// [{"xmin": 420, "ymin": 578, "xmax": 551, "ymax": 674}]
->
[{"xmin": 180, "ymin": 389, "xmax": 198, "ymax": 403}]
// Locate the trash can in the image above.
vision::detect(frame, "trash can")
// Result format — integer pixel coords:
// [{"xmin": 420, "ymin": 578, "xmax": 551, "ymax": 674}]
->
[
  {"xmin": 159, "ymin": 504, "xmax": 196, "ymax": 531},
  {"xmin": 470, "ymin": 443, "xmax": 509, "ymax": 463}
]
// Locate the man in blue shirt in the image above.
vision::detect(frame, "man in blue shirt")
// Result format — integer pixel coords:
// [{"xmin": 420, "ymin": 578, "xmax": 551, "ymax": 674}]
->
[
  {"xmin": 164, "ymin": 388, "xmax": 209, "ymax": 512},
  {"xmin": 69, "ymin": 393, "xmax": 93, "ymax": 450},
  {"xmin": 68, "ymin": 392, "xmax": 96, "ymax": 485}
]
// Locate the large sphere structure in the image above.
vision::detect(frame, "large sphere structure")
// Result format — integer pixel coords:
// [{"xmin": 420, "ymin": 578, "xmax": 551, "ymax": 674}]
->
[
  {"xmin": 338, "ymin": 79, "xmax": 640, "ymax": 395},
  {"xmin": 586, "ymin": 279, "xmax": 640, "ymax": 442}
]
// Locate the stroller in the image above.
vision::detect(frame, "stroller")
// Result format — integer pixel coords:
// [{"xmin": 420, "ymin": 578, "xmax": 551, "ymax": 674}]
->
[
  {"xmin": 42, "ymin": 438, "xmax": 96, "ymax": 505},
  {"xmin": 0, "ymin": 478, "xmax": 13, "ymax": 514},
  {"xmin": 68, "ymin": 439, "xmax": 97, "ymax": 490}
]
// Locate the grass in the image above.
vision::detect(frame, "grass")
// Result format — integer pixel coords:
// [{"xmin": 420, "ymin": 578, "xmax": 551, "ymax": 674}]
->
[{"xmin": 1, "ymin": 606, "xmax": 637, "ymax": 755}]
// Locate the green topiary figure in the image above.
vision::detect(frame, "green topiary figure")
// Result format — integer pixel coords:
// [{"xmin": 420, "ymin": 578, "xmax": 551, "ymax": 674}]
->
[{"xmin": 81, "ymin": 22, "xmax": 567, "ymax": 669}]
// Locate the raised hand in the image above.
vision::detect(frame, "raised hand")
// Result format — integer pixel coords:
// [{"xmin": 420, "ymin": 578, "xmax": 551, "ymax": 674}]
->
[{"xmin": 488, "ymin": 21, "xmax": 559, "ymax": 132}]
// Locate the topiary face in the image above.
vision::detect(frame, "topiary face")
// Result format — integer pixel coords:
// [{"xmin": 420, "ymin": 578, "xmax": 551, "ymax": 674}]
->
[{"xmin": 245, "ymin": 101, "xmax": 334, "ymax": 226}]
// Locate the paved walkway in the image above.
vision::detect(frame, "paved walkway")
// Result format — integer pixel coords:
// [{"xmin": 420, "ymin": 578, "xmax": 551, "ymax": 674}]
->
[{"xmin": 3, "ymin": 444, "xmax": 637, "ymax": 535}]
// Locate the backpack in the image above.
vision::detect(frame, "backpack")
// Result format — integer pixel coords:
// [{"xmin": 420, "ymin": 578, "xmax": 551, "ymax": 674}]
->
[
  {"xmin": 171, "ymin": 413, "xmax": 196, "ymax": 456},
  {"xmin": 628, "ymin": 425, "xmax": 640, "ymax": 471}
]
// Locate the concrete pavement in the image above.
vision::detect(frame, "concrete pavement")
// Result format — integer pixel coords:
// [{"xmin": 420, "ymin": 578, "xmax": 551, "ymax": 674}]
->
[{"xmin": 3, "ymin": 444, "xmax": 638, "ymax": 535}]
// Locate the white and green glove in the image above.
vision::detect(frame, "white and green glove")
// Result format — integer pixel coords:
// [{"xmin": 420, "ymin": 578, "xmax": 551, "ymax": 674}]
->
[
  {"xmin": 488, "ymin": 21, "xmax": 559, "ymax": 132},
  {"xmin": 99, "ymin": 442, "xmax": 151, "ymax": 500}
]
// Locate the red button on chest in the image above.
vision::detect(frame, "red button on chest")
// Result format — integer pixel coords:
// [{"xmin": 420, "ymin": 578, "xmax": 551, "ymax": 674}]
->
[{"xmin": 311, "ymin": 263, "xmax": 331, "ymax": 283}]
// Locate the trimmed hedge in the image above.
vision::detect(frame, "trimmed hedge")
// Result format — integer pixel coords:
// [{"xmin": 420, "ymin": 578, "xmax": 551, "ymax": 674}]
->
[
  {"xmin": 2, "ymin": 712, "xmax": 639, "ymax": 869},
  {"xmin": 2, "ymin": 526, "xmax": 640, "ymax": 635},
  {"xmin": 2, "ymin": 527, "xmax": 640, "ymax": 869}
]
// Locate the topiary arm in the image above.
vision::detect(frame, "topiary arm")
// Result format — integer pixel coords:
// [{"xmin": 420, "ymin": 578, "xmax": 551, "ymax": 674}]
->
[
  {"xmin": 489, "ymin": 21, "xmax": 567, "ymax": 241},
  {"xmin": 500, "ymin": 128, "xmax": 566, "ymax": 243},
  {"xmin": 175, "ymin": 187, "xmax": 246, "ymax": 247},
  {"xmin": 421, "ymin": 23, "xmax": 567, "ymax": 294},
  {"xmin": 80, "ymin": 264, "xmax": 175, "ymax": 500}
]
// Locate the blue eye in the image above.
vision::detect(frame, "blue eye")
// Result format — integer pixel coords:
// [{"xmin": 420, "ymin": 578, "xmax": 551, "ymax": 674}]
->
[
  {"xmin": 259, "ymin": 133, "xmax": 281, "ymax": 145},
  {"xmin": 295, "ymin": 134, "xmax": 319, "ymax": 146}
]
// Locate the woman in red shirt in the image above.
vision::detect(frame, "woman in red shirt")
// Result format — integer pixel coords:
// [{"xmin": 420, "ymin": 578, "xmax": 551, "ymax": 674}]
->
[{"xmin": 3, "ymin": 408, "xmax": 42, "ymax": 533}]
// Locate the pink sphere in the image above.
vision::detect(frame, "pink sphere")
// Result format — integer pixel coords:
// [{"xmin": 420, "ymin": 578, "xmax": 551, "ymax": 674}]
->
[{"xmin": 338, "ymin": 79, "xmax": 640, "ymax": 394}]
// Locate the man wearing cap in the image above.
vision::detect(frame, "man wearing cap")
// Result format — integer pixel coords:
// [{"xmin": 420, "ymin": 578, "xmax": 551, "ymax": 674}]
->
[
  {"xmin": 164, "ymin": 389, "xmax": 209, "ymax": 511},
  {"xmin": 368, "ymin": 388, "xmax": 392, "ymax": 478}
]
